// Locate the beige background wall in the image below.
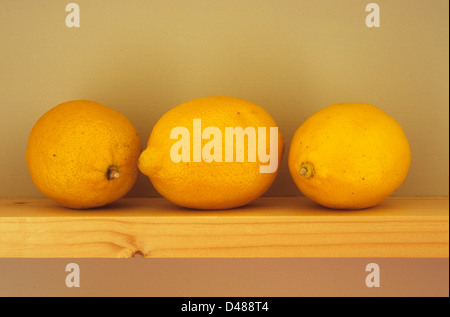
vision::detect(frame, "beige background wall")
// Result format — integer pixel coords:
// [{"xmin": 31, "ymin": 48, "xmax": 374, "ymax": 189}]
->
[{"xmin": 0, "ymin": 0, "xmax": 448, "ymax": 198}]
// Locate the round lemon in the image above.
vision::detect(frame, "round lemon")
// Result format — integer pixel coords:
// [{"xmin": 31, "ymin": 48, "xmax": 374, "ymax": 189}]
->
[
  {"xmin": 26, "ymin": 100, "xmax": 142, "ymax": 209},
  {"xmin": 288, "ymin": 103, "xmax": 411, "ymax": 209},
  {"xmin": 138, "ymin": 96, "xmax": 284, "ymax": 210}
]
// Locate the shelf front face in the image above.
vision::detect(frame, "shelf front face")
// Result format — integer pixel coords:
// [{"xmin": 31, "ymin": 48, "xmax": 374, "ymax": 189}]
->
[{"xmin": 0, "ymin": 196, "xmax": 448, "ymax": 258}]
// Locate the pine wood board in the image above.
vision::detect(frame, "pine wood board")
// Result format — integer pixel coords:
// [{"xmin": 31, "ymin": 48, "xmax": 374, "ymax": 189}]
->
[{"xmin": 0, "ymin": 196, "xmax": 448, "ymax": 258}]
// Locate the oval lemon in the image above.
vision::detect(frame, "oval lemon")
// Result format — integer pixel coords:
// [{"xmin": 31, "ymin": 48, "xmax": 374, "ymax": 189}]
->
[
  {"xmin": 138, "ymin": 96, "xmax": 284, "ymax": 210},
  {"xmin": 26, "ymin": 100, "xmax": 142, "ymax": 209},
  {"xmin": 288, "ymin": 103, "xmax": 411, "ymax": 209}
]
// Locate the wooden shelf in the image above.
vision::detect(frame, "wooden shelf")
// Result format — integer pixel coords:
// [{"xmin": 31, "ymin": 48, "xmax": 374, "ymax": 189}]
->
[{"xmin": 0, "ymin": 196, "xmax": 448, "ymax": 258}]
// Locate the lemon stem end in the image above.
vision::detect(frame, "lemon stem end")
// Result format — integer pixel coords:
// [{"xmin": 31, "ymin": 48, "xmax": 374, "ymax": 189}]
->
[
  {"xmin": 299, "ymin": 162, "xmax": 314, "ymax": 178},
  {"xmin": 106, "ymin": 166, "xmax": 120, "ymax": 180}
]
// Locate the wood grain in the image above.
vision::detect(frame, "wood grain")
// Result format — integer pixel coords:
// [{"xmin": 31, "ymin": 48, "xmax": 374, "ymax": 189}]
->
[{"xmin": 0, "ymin": 196, "xmax": 448, "ymax": 258}]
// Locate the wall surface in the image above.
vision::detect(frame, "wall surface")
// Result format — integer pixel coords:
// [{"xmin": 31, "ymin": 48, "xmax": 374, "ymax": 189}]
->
[{"xmin": 0, "ymin": 0, "xmax": 448, "ymax": 198}]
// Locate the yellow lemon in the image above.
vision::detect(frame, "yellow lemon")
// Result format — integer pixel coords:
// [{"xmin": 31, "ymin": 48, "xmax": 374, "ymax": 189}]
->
[
  {"xmin": 138, "ymin": 96, "xmax": 284, "ymax": 209},
  {"xmin": 288, "ymin": 103, "xmax": 411, "ymax": 209},
  {"xmin": 26, "ymin": 100, "xmax": 142, "ymax": 209}
]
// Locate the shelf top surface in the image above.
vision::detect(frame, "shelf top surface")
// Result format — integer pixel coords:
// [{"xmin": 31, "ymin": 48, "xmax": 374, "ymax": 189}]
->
[{"xmin": 0, "ymin": 196, "xmax": 448, "ymax": 219}]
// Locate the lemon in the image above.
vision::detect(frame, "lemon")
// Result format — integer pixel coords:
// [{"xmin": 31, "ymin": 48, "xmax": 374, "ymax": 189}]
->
[
  {"xmin": 26, "ymin": 100, "xmax": 142, "ymax": 209},
  {"xmin": 138, "ymin": 96, "xmax": 284, "ymax": 209},
  {"xmin": 288, "ymin": 103, "xmax": 411, "ymax": 209}
]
